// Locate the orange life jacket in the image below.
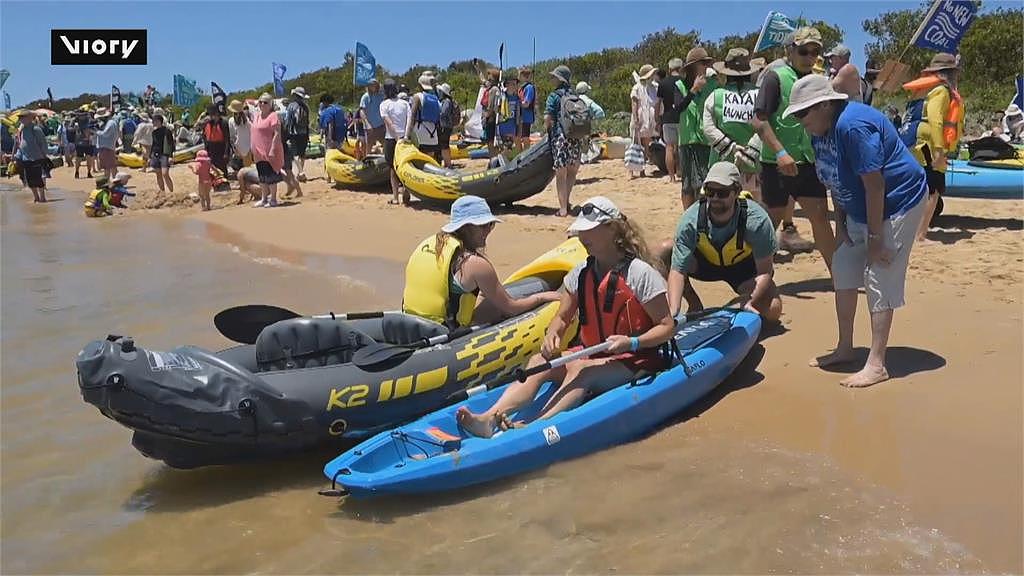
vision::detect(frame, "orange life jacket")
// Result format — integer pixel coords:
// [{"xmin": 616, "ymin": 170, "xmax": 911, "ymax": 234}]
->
[
  {"xmin": 577, "ymin": 256, "xmax": 656, "ymax": 348},
  {"xmin": 901, "ymin": 75, "xmax": 964, "ymax": 149}
]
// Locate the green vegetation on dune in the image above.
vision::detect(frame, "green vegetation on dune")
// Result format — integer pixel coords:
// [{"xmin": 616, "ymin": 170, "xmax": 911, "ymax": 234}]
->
[{"xmin": 23, "ymin": 6, "xmax": 1021, "ymax": 137}]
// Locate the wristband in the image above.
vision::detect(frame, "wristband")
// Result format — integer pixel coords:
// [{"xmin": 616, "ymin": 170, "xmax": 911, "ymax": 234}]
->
[
  {"xmin": 775, "ymin": 149, "xmax": 790, "ymax": 160},
  {"xmin": 630, "ymin": 337, "xmax": 640, "ymax": 352}
]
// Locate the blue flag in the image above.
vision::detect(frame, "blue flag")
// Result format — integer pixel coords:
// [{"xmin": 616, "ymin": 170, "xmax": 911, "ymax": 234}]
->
[
  {"xmin": 354, "ymin": 42, "xmax": 376, "ymax": 86},
  {"xmin": 0, "ymin": 69, "xmax": 9, "ymax": 91},
  {"xmin": 3, "ymin": 91, "xmax": 10, "ymax": 110},
  {"xmin": 173, "ymin": 74, "xmax": 200, "ymax": 107},
  {"xmin": 273, "ymin": 62, "xmax": 287, "ymax": 97},
  {"xmin": 912, "ymin": 0, "xmax": 977, "ymax": 53},
  {"xmin": 753, "ymin": 11, "xmax": 798, "ymax": 53}
]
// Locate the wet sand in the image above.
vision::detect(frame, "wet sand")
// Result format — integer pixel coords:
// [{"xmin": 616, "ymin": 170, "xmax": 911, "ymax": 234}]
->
[{"xmin": 4, "ymin": 156, "xmax": 1023, "ymax": 573}]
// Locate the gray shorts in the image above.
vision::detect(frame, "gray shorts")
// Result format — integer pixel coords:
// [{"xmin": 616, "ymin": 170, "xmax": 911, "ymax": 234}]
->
[
  {"xmin": 661, "ymin": 123, "xmax": 679, "ymax": 146},
  {"xmin": 833, "ymin": 198, "xmax": 925, "ymax": 312}
]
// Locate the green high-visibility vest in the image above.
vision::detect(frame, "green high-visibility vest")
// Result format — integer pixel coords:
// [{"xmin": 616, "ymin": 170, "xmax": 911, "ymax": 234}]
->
[
  {"xmin": 677, "ymin": 76, "xmax": 718, "ymax": 146},
  {"xmin": 760, "ymin": 64, "xmax": 815, "ymax": 165}
]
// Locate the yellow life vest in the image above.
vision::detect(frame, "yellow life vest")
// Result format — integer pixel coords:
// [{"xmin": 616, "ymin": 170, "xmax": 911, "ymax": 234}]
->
[
  {"xmin": 83, "ymin": 188, "xmax": 109, "ymax": 211},
  {"xmin": 401, "ymin": 235, "xmax": 478, "ymax": 328},
  {"xmin": 695, "ymin": 195, "xmax": 753, "ymax": 267}
]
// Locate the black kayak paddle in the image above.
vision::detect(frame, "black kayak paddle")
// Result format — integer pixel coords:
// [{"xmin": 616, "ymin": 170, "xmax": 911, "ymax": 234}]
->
[{"xmin": 213, "ymin": 305, "xmax": 395, "ymax": 345}]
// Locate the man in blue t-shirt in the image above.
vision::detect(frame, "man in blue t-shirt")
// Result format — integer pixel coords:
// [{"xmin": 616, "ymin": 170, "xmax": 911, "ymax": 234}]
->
[
  {"xmin": 785, "ymin": 74, "xmax": 927, "ymax": 389},
  {"xmin": 517, "ymin": 68, "xmax": 536, "ymax": 151},
  {"xmin": 359, "ymin": 79, "xmax": 386, "ymax": 153},
  {"xmin": 318, "ymin": 94, "xmax": 347, "ymax": 150}
]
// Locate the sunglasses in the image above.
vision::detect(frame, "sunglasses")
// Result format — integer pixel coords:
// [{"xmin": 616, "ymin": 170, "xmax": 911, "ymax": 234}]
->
[
  {"xmin": 704, "ymin": 186, "xmax": 737, "ymax": 199},
  {"xmin": 796, "ymin": 46, "xmax": 821, "ymax": 58},
  {"xmin": 792, "ymin": 103, "xmax": 820, "ymax": 120},
  {"xmin": 580, "ymin": 203, "xmax": 617, "ymax": 220}
]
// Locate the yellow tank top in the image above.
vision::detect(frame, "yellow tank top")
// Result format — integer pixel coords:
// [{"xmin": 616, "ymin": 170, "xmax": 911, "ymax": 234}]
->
[{"xmin": 401, "ymin": 235, "xmax": 478, "ymax": 328}]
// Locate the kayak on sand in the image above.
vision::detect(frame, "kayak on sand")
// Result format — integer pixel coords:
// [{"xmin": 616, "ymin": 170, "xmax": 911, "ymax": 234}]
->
[{"xmin": 75, "ymin": 238, "xmax": 586, "ymax": 469}]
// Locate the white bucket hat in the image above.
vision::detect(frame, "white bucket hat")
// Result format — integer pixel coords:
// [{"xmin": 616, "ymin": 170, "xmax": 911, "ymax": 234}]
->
[
  {"xmin": 441, "ymin": 195, "xmax": 502, "ymax": 233},
  {"xmin": 783, "ymin": 74, "xmax": 848, "ymax": 119},
  {"xmin": 567, "ymin": 196, "xmax": 622, "ymax": 233}
]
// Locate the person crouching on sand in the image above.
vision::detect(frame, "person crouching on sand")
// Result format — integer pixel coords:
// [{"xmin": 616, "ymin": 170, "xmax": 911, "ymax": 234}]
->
[
  {"xmin": 657, "ymin": 161, "xmax": 783, "ymax": 323},
  {"xmin": 787, "ymin": 74, "xmax": 927, "ymax": 388},
  {"xmin": 456, "ymin": 196, "xmax": 675, "ymax": 437}
]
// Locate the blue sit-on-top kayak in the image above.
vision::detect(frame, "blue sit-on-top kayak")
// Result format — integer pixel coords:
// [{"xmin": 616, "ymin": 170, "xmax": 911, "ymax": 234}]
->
[
  {"xmin": 322, "ymin": 309, "xmax": 762, "ymax": 498},
  {"xmin": 946, "ymin": 159, "xmax": 1024, "ymax": 199}
]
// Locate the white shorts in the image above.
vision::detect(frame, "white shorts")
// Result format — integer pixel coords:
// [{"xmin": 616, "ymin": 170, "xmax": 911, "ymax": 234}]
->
[{"xmin": 833, "ymin": 198, "xmax": 925, "ymax": 312}]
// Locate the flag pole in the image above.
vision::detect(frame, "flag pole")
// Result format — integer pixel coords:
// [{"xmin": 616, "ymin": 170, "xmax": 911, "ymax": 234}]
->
[{"xmin": 901, "ymin": 0, "xmax": 942, "ymax": 62}]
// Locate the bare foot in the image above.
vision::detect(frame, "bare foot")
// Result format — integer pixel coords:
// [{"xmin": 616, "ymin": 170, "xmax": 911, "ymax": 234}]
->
[
  {"xmin": 455, "ymin": 406, "xmax": 496, "ymax": 439},
  {"xmin": 841, "ymin": 365, "xmax": 889, "ymax": 388},
  {"xmin": 809, "ymin": 348, "xmax": 856, "ymax": 368}
]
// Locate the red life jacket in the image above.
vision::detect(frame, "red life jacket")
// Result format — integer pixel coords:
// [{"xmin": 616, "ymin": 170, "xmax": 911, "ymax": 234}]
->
[
  {"xmin": 577, "ymin": 256, "xmax": 656, "ymax": 348},
  {"xmin": 203, "ymin": 120, "xmax": 226, "ymax": 143}
]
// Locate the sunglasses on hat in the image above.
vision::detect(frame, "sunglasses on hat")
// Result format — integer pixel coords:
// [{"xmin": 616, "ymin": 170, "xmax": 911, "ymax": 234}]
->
[{"xmin": 580, "ymin": 203, "xmax": 618, "ymax": 220}]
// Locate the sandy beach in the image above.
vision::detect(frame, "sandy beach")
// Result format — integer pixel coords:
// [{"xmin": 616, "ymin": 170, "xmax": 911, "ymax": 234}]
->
[{"xmin": 31, "ymin": 155, "xmax": 1024, "ymax": 571}]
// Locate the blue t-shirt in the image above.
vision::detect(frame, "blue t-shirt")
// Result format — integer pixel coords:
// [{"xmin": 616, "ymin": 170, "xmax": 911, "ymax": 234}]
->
[
  {"xmin": 359, "ymin": 92, "xmax": 385, "ymax": 129},
  {"xmin": 319, "ymin": 104, "xmax": 347, "ymax": 140},
  {"xmin": 812, "ymin": 102, "xmax": 927, "ymax": 224},
  {"xmin": 520, "ymin": 82, "xmax": 536, "ymax": 124}
]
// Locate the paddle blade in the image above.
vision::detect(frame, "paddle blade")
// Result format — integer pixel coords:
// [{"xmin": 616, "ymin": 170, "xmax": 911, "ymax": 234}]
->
[
  {"xmin": 213, "ymin": 305, "xmax": 300, "ymax": 344},
  {"xmin": 351, "ymin": 342, "xmax": 416, "ymax": 372}
]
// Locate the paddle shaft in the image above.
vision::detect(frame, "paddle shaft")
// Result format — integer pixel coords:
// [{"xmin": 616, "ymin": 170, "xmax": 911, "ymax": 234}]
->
[{"xmin": 448, "ymin": 341, "xmax": 613, "ymax": 403}]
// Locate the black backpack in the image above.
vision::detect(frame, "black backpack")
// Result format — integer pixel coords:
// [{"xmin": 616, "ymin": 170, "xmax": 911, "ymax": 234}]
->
[
  {"xmin": 558, "ymin": 89, "xmax": 592, "ymax": 139},
  {"xmin": 439, "ymin": 96, "xmax": 461, "ymax": 131}
]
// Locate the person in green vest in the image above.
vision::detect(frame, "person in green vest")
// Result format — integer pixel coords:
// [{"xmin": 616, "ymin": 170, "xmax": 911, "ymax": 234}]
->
[
  {"xmin": 702, "ymin": 47, "xmax": 765, "ymax": 200},
  {"xmin": 752, "ymin": 27, "xmax": 836, "ymax": 272},
  {"xmin": 676, "ymin": 46, "xmax": 718, "ymax": 209}
]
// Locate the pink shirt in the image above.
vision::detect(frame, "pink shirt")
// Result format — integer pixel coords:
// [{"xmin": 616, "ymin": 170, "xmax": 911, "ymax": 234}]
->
[
  {"xmin": 250, "ymin": 110, "xmax": 284, "ymax": 172},
  {"xmin": 191, "ymin": 157, "xmax": 212, "ymax": 185}
]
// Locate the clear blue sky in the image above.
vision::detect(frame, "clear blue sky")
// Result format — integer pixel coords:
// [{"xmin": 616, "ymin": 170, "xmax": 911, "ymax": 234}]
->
[{"xmin": 0, "ymin": 0, "xmax": 1012, "ymax": 107}]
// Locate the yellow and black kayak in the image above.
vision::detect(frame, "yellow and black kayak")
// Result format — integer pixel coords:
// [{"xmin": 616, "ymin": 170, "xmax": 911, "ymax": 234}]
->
[
  {"xmin": 75, "ymin": 237, "xmax": 585, "ymax": 468},
  {"xmin": 324, "ymin": 148, "xmax": 389, "ymax": 187},
  {"xmin": 117, "ymin": 143, "xmax": 203, "ymax": 168},
  {"xmin": 341, "ymin": 136, "xmax": 487, "ymax": 160},
  {"xmin": 395, "ymin": 135, "xmax": 554, "ymax": 206}
]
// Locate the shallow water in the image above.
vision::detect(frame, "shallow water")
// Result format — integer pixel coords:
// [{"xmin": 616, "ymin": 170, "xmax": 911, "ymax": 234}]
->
[{"xmin": 0, "ymin": 186, "xmax": 994, "ymax": 573}]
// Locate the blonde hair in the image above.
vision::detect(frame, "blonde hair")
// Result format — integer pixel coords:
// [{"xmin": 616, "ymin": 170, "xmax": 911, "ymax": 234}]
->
[
  {"xmin": 434, "ymin": 227, "xmax": 486, "ymax": 263},
  {"xmin": 608, "ymin": 217, "xmax": 653, "ymax": 266}
]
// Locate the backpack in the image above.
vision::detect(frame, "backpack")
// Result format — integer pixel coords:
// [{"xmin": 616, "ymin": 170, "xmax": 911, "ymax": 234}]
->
[
  {"xmin": 439, "ymin": 95, "xmax": 461, "ymax": 130},
  {"xmin": 288, "ymin": 101, "xmax": 309, "ymax": 136},
  {"xmin": 418, "ymin": 92, "xmax": 441, "ymax": 124},
  {"xmin": 558, "ymin": 89, "xmax": 592, "ymax": 139},
  {"xmin": 860, "ymin": 77, "xmax": 874, "ymax": 107}
]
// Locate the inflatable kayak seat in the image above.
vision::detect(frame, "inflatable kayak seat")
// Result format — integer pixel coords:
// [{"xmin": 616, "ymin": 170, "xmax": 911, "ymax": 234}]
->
[
  {"xmin": 381, "ymin": 314, "xmax": 448, "ymax": 346},
  {"xmin": 255, "ymin": 318, "xmax": 375, "ymax": 371}
]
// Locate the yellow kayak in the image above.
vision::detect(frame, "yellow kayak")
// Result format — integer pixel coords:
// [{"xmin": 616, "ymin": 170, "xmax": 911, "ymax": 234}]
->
[
  {"xmin": 394, "ymin": 137, "xmax": 554, "ymax": 206},
  {"xmin": 324, "ymin": 148, "xmax": 388, "ymax": 187}
]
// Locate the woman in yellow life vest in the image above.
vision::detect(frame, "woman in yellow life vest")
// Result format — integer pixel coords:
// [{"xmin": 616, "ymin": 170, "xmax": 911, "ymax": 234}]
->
[
  {"xmin": 898, "ymin": 52, "xmax": 965, "ymax": 241},
  {"xmin": 83, "ymin": 175, "xmax": 114, "ymax": 218},
  {"xmin": 402, "ymin": 195, "xmax": 560, "ymax": 329}
]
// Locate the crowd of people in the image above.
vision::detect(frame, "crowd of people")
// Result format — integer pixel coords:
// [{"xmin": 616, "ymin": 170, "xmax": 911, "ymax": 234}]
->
[
  {"xmin": 5, "ymin": 28, "xmax": 981, "ymax": 392},
  {"xmin": 393, "ymin": 26, "xmax": 971, "ymax": 414}
]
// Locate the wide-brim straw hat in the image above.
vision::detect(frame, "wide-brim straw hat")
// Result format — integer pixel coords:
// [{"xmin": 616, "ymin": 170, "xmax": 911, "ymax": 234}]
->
[
  {"xmin": 684, "ymin": 47, "xmax": 714, "ymax": 68},
  {"xmin": 636, "ymin": 64, "xmax": 656, "ymax": 80},
  {"xmin": 922, "ymin": 52, "xmax": 960, "ymax": 73},
  {"xmin": 713, "ymin": 48, "xmax": 766, "ymax": 77}
]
